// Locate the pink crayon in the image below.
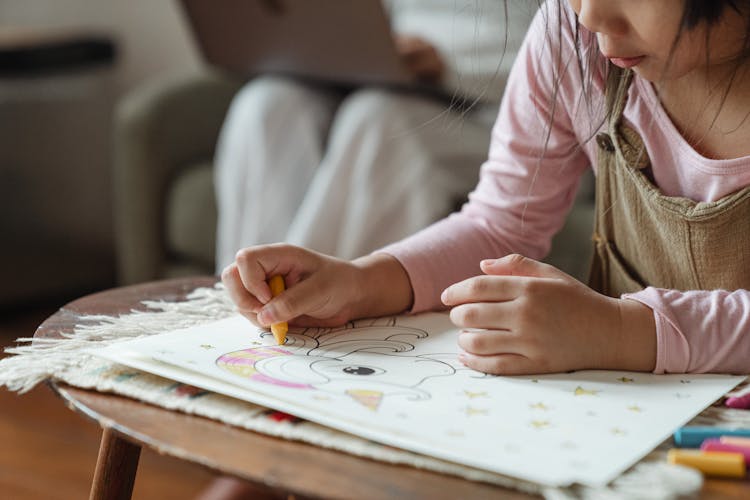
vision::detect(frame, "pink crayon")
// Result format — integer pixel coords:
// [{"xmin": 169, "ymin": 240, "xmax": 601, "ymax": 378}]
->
[
  {"xmin": 701, "ymin": 438, "xmax": 750, "ymax": 463},
  {"xmin": 721, "ymin": 436, "xmax": 750, "ymax": 448},
  {"xmin": 725, "ymin": 390, "xmax": 750, "ymax": 409}
]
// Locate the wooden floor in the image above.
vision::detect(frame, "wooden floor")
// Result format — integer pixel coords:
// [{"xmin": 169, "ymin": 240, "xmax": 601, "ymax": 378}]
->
[{"xmin": 0, "ymin": 303, "xmax": 216, "ymax": 499}]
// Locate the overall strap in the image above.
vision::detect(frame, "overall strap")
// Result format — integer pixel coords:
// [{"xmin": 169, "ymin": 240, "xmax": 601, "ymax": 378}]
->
[{"xmin": 591, "ymin": 63, "xmax": 750, "ymax": 296}]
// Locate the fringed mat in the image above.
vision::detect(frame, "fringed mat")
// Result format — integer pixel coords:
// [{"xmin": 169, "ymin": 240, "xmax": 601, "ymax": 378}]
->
[{"xmin": 2, "ymin": 284, "xmax": 748, "ymax": 499}]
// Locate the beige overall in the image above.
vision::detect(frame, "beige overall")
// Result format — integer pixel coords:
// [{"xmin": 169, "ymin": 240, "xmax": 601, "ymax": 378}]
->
[{"xmin": 588, "ymin": 69, "xmax": 750, "ymax": 297}]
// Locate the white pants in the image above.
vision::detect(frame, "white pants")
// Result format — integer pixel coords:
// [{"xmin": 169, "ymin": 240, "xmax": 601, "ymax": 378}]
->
[{"xmin": 215, "ymin": 75, "xmax": 491, "ymax": 270}]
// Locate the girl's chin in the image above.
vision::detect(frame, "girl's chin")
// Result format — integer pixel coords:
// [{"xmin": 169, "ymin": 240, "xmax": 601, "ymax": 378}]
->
[{"xmin": 625, "ymin": 63, "xmax": 662, "ymax": 83}]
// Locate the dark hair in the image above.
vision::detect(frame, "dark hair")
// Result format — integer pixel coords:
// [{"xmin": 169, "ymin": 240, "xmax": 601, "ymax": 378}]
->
[{"xmin": 682, "ymin": 0, "xmax": 745, "ymax": 29}]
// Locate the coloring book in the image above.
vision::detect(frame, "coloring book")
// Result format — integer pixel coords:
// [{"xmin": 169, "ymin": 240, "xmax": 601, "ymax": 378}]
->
[{"xmin": 91, "ymin": 313, "xmax": 744, "ymax": 487}]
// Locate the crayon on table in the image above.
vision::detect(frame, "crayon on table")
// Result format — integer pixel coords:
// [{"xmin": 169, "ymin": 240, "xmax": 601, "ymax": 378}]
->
[
  {"xmin": 268, "ymin": 275, "xmax": 288, "ymax": 345},
  {"xmin": 667, "ymin": 449, "xmax": 746, "ymax": 478},
  {"xmin": 721, "ymin": 436, "xmax": 750, "ymax": 448},
  {"xmin": 701, "ymin": 439, "xmax": 750, "ymax": 463},
  {"xmin": 673, "ymin": 427, "xmax": 750, "ymax": 448},
  {"xmin": 725, "ymin": 390, "xmax": 750, "ymax": 409}
]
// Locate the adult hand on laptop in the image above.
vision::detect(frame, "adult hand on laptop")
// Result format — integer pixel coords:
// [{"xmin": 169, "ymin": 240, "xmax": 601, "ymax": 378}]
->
[{"xmin": 394, "ymin": 34, "xmax": 444, "ymax": 83}]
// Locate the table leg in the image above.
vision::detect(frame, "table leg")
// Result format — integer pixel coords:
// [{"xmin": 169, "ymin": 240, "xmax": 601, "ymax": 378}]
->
[{"xmin": 89, "ymin": 427, "xmax": 141, "ymax": 500}]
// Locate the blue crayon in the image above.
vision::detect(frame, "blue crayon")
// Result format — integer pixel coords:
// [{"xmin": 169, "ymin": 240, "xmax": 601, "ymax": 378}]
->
[{"xmin": 673, "ymin": 427, "xmax": 750, "ymax": 448}]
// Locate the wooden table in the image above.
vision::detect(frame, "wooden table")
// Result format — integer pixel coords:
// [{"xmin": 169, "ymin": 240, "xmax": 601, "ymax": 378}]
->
[{"xmin": 36, "ymin": 278, "xmax": 750, "ymax": 499}]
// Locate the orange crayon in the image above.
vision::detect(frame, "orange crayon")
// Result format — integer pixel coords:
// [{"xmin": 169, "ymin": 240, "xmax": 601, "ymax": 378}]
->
[
  {"xmin": 268, "ymin": 275, "xmax": 288, "ymax": 345},
  {"xmin": 667, "ymin": 449, "xmax": 746, "ymax": 478}
]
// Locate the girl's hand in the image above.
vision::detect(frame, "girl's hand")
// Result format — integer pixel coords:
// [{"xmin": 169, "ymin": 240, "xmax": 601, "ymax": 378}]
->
[
  {"xmin": 222, "ymin": 244, "xmax": 413, "ymax": 328},
  {"xmin": 441, "ymin": 254, "xmax": 657, "ymax": 375},
  {"xmin": 394, "ymin": 35, "xmax": 444, "ymax": 83}
]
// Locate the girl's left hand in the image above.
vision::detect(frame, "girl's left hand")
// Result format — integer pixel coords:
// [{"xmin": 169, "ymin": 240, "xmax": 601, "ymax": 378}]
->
[
  {"xmin": 394, "ymin": 35, "xmax": 444, "ymax": 83},
  {"xmin": 441, "ymin": 254, "xmax": 657, "ymax": 375}
]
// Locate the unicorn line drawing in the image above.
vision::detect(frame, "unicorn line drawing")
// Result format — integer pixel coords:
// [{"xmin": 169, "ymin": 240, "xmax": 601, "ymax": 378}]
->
[{"xmin": 215, "ymin": 317, "xmax": 482, "ymax": 411}]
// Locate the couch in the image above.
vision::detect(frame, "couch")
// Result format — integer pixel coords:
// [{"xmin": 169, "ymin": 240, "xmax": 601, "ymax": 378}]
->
[{"xmin": 113, "ymin": 70, "xmax": 242, "ymax": 284}]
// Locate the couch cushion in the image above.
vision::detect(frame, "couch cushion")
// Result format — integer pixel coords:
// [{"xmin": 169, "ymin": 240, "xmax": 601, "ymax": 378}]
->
[{"xmin": 165, "ymin": 161, "xmax": 216, "ymax": 270}]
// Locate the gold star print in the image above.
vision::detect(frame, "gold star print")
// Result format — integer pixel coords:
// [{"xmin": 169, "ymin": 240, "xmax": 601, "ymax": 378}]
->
[
  {"xmin": 529, "ymin": 402, "xmax": 550, "ymax": 411},
  {"xmin": 627, "ymin": 405, "xmax": 643, "ymax": 413},
  {"xmin": 574, "ymin": 386, "xmax": 599, "ymax": 396},
  {"xmin": 251, "ymin": 341, "xmax": 262, "ymax": 346},
  {"xmin": 617, "ymin": 377, "xmax": 634, "ymax": 383},
  {"xmin": 530, "ymin": 420, "xmax": 550, "ymax": 429},
  {"xmin": 464, "ymin": 406, "xmax": 488, "ymax": 417},
  {"xmin": 464, "ymin": 390, "xmax": 488, "ymax": 399},
  {"xmin": 200, "ymin": 344, "xmax": 214, "ymax": 350},
  {"xmin": 611, "ymin": 427, "xmax": 627, "ymax": 436},
  {"xmin": 446, "ymin": 430, "xmax": 465, "ymax": 438},
  {"xmin": 312, "ymin": 395, "xmax": 330, "ymax": 401}
]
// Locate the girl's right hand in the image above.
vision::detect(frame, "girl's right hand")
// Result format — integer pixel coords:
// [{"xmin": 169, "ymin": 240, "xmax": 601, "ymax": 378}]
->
[{"xmin": 221, "ymin": 244, "xmax": 413, "ymax": 328}]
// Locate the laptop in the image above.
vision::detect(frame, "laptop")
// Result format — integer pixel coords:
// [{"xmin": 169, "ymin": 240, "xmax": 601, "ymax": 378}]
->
[{"xmin": 180, "ymin": 0, "xmax": 417, "ymax": 87}]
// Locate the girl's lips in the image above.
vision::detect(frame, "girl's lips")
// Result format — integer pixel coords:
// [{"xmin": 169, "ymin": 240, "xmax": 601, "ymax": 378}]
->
[{"xmin": 608, "ymin": 56, "xmax": 645, "ymax": 69}]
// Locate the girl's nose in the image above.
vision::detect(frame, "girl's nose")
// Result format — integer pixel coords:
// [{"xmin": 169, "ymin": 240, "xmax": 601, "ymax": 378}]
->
[{"xmin": 576, "ymin": 0, "xmax": 628, "ymax": 37}]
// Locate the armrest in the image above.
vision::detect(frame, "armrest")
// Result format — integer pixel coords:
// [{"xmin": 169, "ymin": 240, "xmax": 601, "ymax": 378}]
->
[{"xmin": 113, "ymin": 69, "xmax": 243, "ymax": 284}]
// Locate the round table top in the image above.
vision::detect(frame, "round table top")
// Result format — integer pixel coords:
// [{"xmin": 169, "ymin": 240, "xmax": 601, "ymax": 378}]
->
[{"xmin": 37, "ymin": 277, "xmax": 536, "ymax": 500}]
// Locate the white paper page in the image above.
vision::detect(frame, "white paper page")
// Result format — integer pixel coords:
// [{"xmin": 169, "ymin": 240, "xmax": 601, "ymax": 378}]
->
[{"xmin": 91, "ymin": 313, "xmax": 744, "ymax": 487}]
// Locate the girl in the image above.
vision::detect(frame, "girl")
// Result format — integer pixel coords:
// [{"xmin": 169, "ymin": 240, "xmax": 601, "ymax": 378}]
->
[{"xmin": 221, "ymin": 0, "xmax": 750, "ymax": 376}]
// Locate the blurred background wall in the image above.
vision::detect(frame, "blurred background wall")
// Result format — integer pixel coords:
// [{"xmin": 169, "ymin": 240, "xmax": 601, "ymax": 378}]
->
[
  {"xmin": 0, "ymin": 0, "xmax": 200, "ymax": 97},
  {"xmin": 0, "ymin": 0, "xmax": 200, "ymax": 307}
]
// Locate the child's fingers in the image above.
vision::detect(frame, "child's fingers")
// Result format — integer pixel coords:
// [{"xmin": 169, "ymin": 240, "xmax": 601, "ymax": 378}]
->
[
  {"xmin": 449, "ymin": 301, "xmax": 518, "ymax": 330},
  {"xmin": 441, "ymin": 275, "xmax": 527, "ymax": 305},
  {"xmin": 233, "ymin": 243, "xmax": 321, "ymax": 304},
  {"xmin": 481, "ymin": 254, "xmax": 569, "ymax": 280},
  {"xmin": 234, "ymin": 246, "xmax": 283, "ymax": 304},
  {"xmin": 257, "ymin": 275, "xmax": 337, "ymax": 326},
  {"xmin": 458, "ymin": 352, "xmax": 537, "ymax": 376},
  {"xmin": 221, "ymin": 263, "xmax": 264, "ymax": 314},
  {"xmin": 239, "ymin": 311, "xmax": 262, "ymax": 328},
  {"xmin": 457, "ymin": 329, "xmax": 524, "ymax": 356}
]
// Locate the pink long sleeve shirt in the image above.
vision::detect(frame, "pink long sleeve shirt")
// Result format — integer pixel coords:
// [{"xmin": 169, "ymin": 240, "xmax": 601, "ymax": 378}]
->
[{"xmin": 381, "ymin": 5, "xmax": 750, "ymax": 375}]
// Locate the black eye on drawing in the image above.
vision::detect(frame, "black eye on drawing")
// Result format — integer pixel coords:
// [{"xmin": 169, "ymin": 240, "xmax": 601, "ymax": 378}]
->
[{"xmin": 343, "ymin": 366, "xmax": 378, "ymax": 375}]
